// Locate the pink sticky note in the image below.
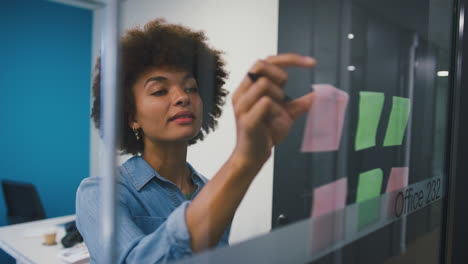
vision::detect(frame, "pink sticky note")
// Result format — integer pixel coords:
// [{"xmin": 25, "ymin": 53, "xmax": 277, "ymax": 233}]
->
[
  {"xmin": 310, "ymin": 208, "xmax": 345, "ymax": 255},
  {"xmin": 385, "ymin": 167, "xmax": 409, "ymax": 217},
  {"xmin": 301, "ymin": 84, "xmax": 349, "ymax": 152},
  {"xmin": 311, "ymin": 178, "xmax": 347, "ymax": 218},
  {"xmin": 385, "ymin": 167, "xmax": 409, "ymax": 193}
]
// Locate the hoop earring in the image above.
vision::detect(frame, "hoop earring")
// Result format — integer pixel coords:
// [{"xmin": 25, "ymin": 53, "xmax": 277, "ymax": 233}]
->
[{"xmin": 133, "ymin": 127, "xmax": 140, "ymax": 141}]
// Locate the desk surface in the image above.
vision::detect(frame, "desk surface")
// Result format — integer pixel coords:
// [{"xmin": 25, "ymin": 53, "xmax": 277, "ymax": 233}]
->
[{"xmin": 0, "ymin": 215, "xmax": 78, "ymax": 264}]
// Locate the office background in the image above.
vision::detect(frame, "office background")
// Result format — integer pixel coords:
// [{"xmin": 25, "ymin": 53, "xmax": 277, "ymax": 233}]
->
[{"xmin": 0, "ymin": 0, "xmax": 92, "ymax": 262}]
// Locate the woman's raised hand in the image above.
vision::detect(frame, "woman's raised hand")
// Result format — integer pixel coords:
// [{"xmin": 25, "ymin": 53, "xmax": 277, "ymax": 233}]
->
[
  {"xmin": 231, "ymin": 53, "xmax": 317, "ymax": 166},
  {"xmin": 187, "ymin": 54, "xmax": 316, "ymax": 251}
]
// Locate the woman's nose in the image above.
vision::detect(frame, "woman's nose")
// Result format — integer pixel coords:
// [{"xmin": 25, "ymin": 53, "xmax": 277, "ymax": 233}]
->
[{"xmin": 173, "ymin": 88, "xmax": 190, "ymax": 106}]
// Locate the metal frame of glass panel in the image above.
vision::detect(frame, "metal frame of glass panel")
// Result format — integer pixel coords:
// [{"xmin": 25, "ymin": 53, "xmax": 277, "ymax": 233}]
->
[
  {"xmin": 442, "ymin": 0, "xmax": 468, "ymax": 263},
  {"xmin": 99, "ymin": 0, "xmax": 120, "ymax": 263}
]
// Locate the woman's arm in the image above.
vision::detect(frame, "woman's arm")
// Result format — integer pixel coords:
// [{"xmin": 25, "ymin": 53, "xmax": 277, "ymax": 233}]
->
[
  {"xmin": 186, "ymin": 53, "xmax": 317, "ymax": 252},
  {"xmin": 76, "ymin": 178, "xmax": 196, "ymax": 263}
]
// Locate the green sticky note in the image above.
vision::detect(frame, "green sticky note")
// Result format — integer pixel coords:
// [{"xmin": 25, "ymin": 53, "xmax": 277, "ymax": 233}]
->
[
  {"xmin": 355, "ymin": 92, "xmax": 385, "ymax": 151},
  {"xmin": 356, "ymin": 168, "xmax": 383, "ymax": 230},
  {"xmin": 383, "ymin": 96, "xmax": 411, "ymax": 146},
  {"xmin": 356, "ymin": 168, "xmax": 383, "ymax": 202},
  {"xmin": 358, "ymin": 198, "xmax": 380, "ymax": 230}
]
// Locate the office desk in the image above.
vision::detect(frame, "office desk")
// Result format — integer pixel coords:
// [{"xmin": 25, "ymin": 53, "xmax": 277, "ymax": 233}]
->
[{"xmin": 0, "ymin": 215, "xmax": 78, "ymax": 264}]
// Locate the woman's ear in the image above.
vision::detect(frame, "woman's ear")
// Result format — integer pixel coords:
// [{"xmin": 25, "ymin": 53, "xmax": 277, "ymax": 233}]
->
[{"xmin": 128, "ymin": 114, "xmax": 140, "ymax": 130}]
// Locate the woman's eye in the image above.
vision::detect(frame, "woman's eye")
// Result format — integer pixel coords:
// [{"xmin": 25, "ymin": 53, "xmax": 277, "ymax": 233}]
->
[
  {"xmin": 152, "ymin": 90, "xmax": 167, "ymax": 96},
  {"xmin": 185, "ymin": 87, "xmax": 198, "ymax": 93}
]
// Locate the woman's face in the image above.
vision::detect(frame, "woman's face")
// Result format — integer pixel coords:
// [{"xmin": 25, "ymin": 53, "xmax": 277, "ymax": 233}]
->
[{"xmin": 130, "ymin": 67, "xmax": 203, "ymax": 144}]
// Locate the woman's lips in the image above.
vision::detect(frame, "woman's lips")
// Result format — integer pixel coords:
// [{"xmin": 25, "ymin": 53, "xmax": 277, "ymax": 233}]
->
[
  {"xmin": 169, "ymin": 111, "xmax": 195, "ymax": 124},
  {"xmin": 171, "ymin": 116, "xmax": 194, "ymax": 124}
]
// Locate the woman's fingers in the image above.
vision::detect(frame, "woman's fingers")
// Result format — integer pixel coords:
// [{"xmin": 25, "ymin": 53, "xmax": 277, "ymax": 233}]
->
[
  {"xmin": 249, "ymin": 60, "xmax": 288, "ymax": 86},
  {"xmin": 244, "ymin": 96, "xmax": 284, "ymax": 129},
  {"xmin": 233, "ymin": 60, "xmax": 286, "ymax": 104},
  {"xmin": 266, "ymin": 53, "xmax": 316, "ymax": 68},
  {"xmin": 233, "ymin": 54, "xmax": 316, "ymax": 104},
  {"xmin": 246, "ymin": 96, "xmax": 272, "ymax": 127},
  {"xmin": 285, "ymin": 92, "xmax": 316, "ymax": 120},
  {"xmin": 235, "ymin": 77, "xmax": 285, "ymax": 116}
]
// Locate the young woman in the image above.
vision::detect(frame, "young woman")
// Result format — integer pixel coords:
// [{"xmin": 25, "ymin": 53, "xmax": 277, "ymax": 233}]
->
[{"xmin": 76, "ymin": 19, "xmax": 316, "ymax": 263}]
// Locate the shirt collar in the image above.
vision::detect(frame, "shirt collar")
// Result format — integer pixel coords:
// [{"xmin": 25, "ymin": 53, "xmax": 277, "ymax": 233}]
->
[{"xmin": 122, "ymin": 156, "xmax": 206, "ymax": 191}]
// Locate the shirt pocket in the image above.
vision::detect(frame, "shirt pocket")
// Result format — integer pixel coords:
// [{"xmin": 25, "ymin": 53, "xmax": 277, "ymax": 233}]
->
[{"xmin": 132, "ymin": 216, "xmax": 167, "ymax": 235}]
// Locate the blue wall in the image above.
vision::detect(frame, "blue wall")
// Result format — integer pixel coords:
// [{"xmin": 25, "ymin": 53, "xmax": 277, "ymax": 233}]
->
[
  {"xmin": 0, "ymin": 0, "xmax": 92, "ymax": 227},
  {"xmin": 0, "ymin": 0, "xmax": 92, "ymax": 261}
]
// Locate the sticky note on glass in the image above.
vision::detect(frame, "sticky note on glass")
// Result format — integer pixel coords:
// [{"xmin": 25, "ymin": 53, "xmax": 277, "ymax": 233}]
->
[
  {"xmin": 385, "ymin": 167, "xmax": 409, "ymax": 193},
  {"xmin": 355, "ymin": 92, "xmax": 384, "ymax": 151},
  {"xmin": 385, "ymin": 167, "xmax": 409, "ymax": 218},
  {"xmin": 311, "ymin": 178, "xmax": 347, "ymax": 218},
  {"xmin": 356, "ymin": 168, "xmax": 383, "ymax": 202},
  {"xmin": 356, "ymin": 168, "xmax": 383, "ymax": 230},
  {"xmin": 383, "ymin": 97, "xmax": 411, "ymax": 146},
  {"xmin": 310, "ymin": 208, "xmax": 345, "ymax": 255},
  {"xmin": 358, "ymin": 197, "xmax": 380, "ymax": 230},
  {"xmin": 301, "ymin": 84, "xmax": 349, "ymax": 152}
]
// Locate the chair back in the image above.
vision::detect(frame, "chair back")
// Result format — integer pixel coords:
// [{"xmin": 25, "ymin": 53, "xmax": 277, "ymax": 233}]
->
[{"xmin": 1, "ymin": 179, "xmax": 46, "ymax": 225}]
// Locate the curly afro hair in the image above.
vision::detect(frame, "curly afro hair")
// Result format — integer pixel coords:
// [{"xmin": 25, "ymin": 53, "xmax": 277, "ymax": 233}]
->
[{"xmin": 91, "ymin": 19, "xmax": 229, "ymax": 155}]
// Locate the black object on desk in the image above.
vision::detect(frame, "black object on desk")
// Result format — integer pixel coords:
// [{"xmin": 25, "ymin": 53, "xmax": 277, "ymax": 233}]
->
[
  {"xmin": 1, "ymin": 179, "xmax": 46, "ymax": 225},
  {"xmin": 61, "ymin": 221, "xmax": 84, "ymax": 248}
]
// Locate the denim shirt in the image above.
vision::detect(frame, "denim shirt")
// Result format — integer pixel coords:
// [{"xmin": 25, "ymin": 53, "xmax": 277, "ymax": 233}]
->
[{"xmin": 76, "ymin": 156, "xmax": 230, "ymax": 264}]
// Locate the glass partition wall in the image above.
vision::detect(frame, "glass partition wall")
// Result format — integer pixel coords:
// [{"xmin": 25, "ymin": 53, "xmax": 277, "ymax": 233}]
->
[
  {"xmin": 271, "ymin": 0, "xmax": 455, "ymax": 263},
  {"xmin": 89, "ymin": 0, "xmax": 463, "ymax": 263}
]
